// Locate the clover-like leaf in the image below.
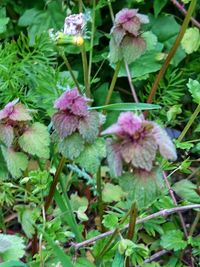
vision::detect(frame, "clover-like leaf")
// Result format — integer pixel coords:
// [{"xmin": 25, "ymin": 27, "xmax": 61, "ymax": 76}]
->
[
  {"xmin": 59, "ymin": 133, "xmax": 85, "ymax": 160},
  {"xmin": 75, "ymin": 138, "xmax": 106, "ymax": 173},
  {"xmin": 187, "ymin": 78, "xmax": 200, "ymax": 104},
  {"xmin": 0, "ymin": 124, "xmax": 14, "ymax": 147},
  {"xmin": 181, "ymin": 27, "xmax": 200, "ymax": 54},
  {"xmin": 173, "ymin": 179, "xmax": 200, "ymax": 203},
  {"xmin": 19, "ymin": 122, "xmax": 50, "ymax": 158},
  {"xmin": 119, "ymin": 168, "xmax": 164, "ymax": 209},
  {"xmin": 1, "ymin": 147, "xmax": 28, "ymax": 178}
]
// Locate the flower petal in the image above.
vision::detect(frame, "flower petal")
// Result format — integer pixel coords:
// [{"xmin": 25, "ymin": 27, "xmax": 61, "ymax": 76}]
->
[
  {"xmin": 115, "ymin": 9, "xmax": 138, "ymax": 24},
  {"xmin": 123, "ymin": 15, "xmax": 141, "ymax": 36},
  {"xmin": 54, "ymin": 89, "xmax": 79, "ymax": 110},
  {"xmin": 9, "ymin": 103, "xmax": 32, "ymax": 121},
  {"xmin": 152, "ymin": 123, "xmax": 177, "ymax": 161},
  {"xmin": 0, "ymin": 99, "xmax": 19, "ymax": 120},
  {"xmin": 52, "ymin": 111, "xmax": 79, "ymax": 138},
  {"xmin": 118, "ymin": 112, "xmax": 142, "ymax": 135}
]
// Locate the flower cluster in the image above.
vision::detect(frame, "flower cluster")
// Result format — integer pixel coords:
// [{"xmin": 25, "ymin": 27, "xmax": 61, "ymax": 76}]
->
[
  {"xmin": 64, "ymin": 13, "xmax": 85, "ymax": 36},
  {"xmin": 52, "ymin": 88, "xmax": 101, "ymax": 144},
  {"xmin": 110, "ymin": 8, "xmax": 149, "ymax": 64},
  {"xmin": 101, "ymin": 112, "xmax": 177, "ymax": 177}
]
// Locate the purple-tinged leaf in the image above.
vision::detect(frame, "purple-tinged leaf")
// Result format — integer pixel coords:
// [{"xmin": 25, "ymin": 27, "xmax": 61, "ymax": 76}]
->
[
  {"xmin": 52, "ymin": 111, "xmax": 79, "ymax": 138},
  {"xmin": 106, "ymin": 139, "xmax": 123, "ymax": 177},
  {"xmin": 0, "ymin": 124, "xmax": 14, "ymax": 147},
  {"xmin": 79, "ymin": 111, "xmax": 100, "ymax": 143}
]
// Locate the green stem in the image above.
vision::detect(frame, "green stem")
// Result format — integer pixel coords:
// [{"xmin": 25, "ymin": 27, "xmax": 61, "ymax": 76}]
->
[
  {"xmin": 96, "ymin": 208, "xmax": 131, "ymax": 262},
  {"xmin": 96, "ymin": 167, "xmax": 103, "ymax": 232},
  {"xmin": 60, "ymin": 177, "xmax": 83, "ymax": 242},
  {"xmin": 178, "ymin": 104, "xmax": 200, "ymax": 142},
  {"xmin": 44, "ymin": 156, "xmax": 66, "ymax": 212},
  {"xmin": 88, "ymin": 0, "xmax": 96, "ymax": 87},
  {"xmin": 58, "ymin": 48, "xmax": 81, "ymax": 93},
  {"xmin": 144, "ymin": 0, "xmax": 197, "ymax": 117},
  {"xmin": 125, "ymin": 203, "xmax": 137, "ymax": 267},
  {"xmin": 104, "ymin": 61, "xmax": 122, "ymax": 106},
  {"xmin": 81, "ymin": 46, "xmax": 90, "ymax": 97},
  {"xmin": 107, "ymin": 0, "xmax": 114, "ymax": 22},
  {"xmin": 189, "ymin": 211, "xmax": 200, "ymax": 236}
]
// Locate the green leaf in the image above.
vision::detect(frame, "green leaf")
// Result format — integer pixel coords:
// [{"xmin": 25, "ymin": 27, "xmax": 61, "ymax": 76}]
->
[
  {"xmin": 153, "ymin": 0, "xmax": 168, "ymax": 17},
  {"xmin": 70, "ymin": 193, "xmax": 89, "ymax": 222},
  {"xmin": 102, "ymin": 183, "xmax": 124, "ymax": 203},
  {"xmin": 181, "ymin": 27, "xmax": 200, "ymax": 54},
  {"xmin": 74, "ymin": 258, "xmax": 96, "ymax": 267},
  {"xmin": 15, "ymin": 206, "xmax": 39, "ymax": 238},
  {"xmin": 0, "ymin": 261, "xmax": 27, "ymax": 267},
  {"xmin": 172, "ymin": 179, "xmax": 200, "ymax": 203},
  {"xmin": 0, "ymin": 125, "xmax": 14, "ymax": 147},
  {"xmin": 59, "ymin": 133, "xmax": 85, "ymax": 160},
  {"xmin": 43, "ymin": 232, "xmax": 74, "ymax": 267},
  {"xmin": 90, "ymin": 103, "xmax": 161, "ymax": 111},
  {"xmin": 167, "ymin": 105, "xmax": 182, "ymax": 122},
  {"xmin": 1, "ymin": 147, "xmax": 28, "ymax": 178},
  {"xmin": 160, "ymin": 230, "xmax": 187, "ymax": 251},
  {"xmin": 102, "ymin": 214, "xmax": 118, "ymax": 229},
  {"xmin": 75, "ymin": 138, "xmax": 106, "ymax": 173},
  {"xmin": 0, "ymin": 234, "xmax": 25, "ymax": 261},
  {"xmin": 19, "ymin": 122, "xmax": 50, "ymax": 158},
  {"xmin": 112, "ymin": 251, "xmax": 124, "ymax": 267},
  {"xmin": 0, "ymin": 8, "xmax": 9, "ymax": 34},
  {"xmin": 119, "ymin": 168, "xmax": 164, "ymax": 209},
  {"xmin": 187, "ymin": 78, "xmax": 200, "ymax": 104}
]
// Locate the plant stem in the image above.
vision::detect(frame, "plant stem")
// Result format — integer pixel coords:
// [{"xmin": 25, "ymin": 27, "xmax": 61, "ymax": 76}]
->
[
  {"xmin": 58, "ymin": 48, "xmax": 81, "ymax": 93},
  {"xmin": 44, "ymin": 156, "xmax": 66, "ymax": 212},
  {"xmin": 71, "ymin": 204, "xmax": 200, "ymax": 250},
  {"xmin": 125, "ymin": 202, "xmax": 137, "ymax": 267},
  {"xmin": 124, "ymin": 61, "xmax": 139, "ymax": 103},
  {"xmin": 81, "ymin": 46, "xmax": 90, "ymax": 97},
  {"xmin": 107, "ymin": 0, "xmax": 115, "ymax": 22},
  {"xmin": 104, "ymin": 61, "xmax": 122, "ymax": 106},
  {"xmin": 178, "ymin": 104, "xmax": 200, "ymax": 142},
  {"xmin": 189, "ymin": 211, "xmax": 200, "ymax": 236},
  {"xmin": 88, "ymin": 0, "xmax": 96, "ymax": 87},
  {"xmin": 60, "ymin": 177, "xmax": 83, "ymax": 242},
  {"xmin": 170, "ymin": 0, "xmax": 200, "ymax": 29},
  {"xmin": 163, "ymin": 172, "xmax": 188, "ymax": 237},
  {"xmin": 96, "ymin": 167, "xmax": 104, "ymax": 232},
  {"xmin": 144, "ymin": 0, "xmax": 197, "ymax": 117}
]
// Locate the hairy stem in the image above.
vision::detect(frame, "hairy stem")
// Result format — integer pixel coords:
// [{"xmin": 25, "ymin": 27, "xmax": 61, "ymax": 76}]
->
[
  {"xmin": 105, "ymin": 61, "xmax": 122, "ymax": 106},
  {"xmin": 44, "ymin": 156, "xmax": 66, "ymax": 212},
  {"xmin": 125, "ymin": 202, "xmax": 137, "ymax": 267},
  {"xmin": 170, "ymin": 0, "xmax": 200, "ymax": 29},
  {"xmin": 163, "ymin": 172, "xmax": 188, "ymax": 237},
  {"xmin": 88, "ymin": 0, "xmax": 96, "ymax": 87},
  {"xmin": 144, "ymin": 0, "xmax": 197, "ymax": 117},
  {"xmin": 81, "ymin": 46, "xmax": 90, "ymax": 97},
  {"xmin": 96, "ymin": 167, "xmax": 104, "ymax": 232},
  {"xmin": 58, "ymin": 48, "xmax": 81, "ymax": 93},
  {"xmin": 124, "ymin": 61, "xmax": 139, "ymax": 103}
]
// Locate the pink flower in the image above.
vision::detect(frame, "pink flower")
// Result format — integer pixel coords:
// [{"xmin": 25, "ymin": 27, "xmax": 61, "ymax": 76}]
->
[
  {"xmin": 110, "ymin": 9, "xmax": 149, "ymax": 64},
  {"xmin": 0, "ymin": 99, "xmax": 32, "ymax": 121},
  {"xmin": 52, "ymin": 88, "xmax": 100, "ymax": 142},
  {"xmin": 101, "ymin": 112, "xmax": 177, "ymax": 177}
]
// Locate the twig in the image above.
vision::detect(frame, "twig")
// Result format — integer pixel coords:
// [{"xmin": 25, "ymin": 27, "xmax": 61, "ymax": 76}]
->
[
  {"xmin": 144, "ymin": 0, "xmax": 197, "ymax": 117},
  {"xmin": 141, "ymin": 249, "xmax": 169, "ymax": 265},
  {"xmin": 163, "ymin": 172, "xmax": 188, "ymax": 237},
  {"xmin": 189, "ymin": 211, "xmax": 200, "ymax": 236},
  {"xmin": 71, "ymin": 204, "xmax": 200, "ymax": 250},
  {"xmin": 170, "ymin": 0, "xmax": 200, "ymax": 29}
]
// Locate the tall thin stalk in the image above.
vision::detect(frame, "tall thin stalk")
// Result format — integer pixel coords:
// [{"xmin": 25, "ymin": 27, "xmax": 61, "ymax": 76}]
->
[{"xmin": 144, "ymin": 0, "xmax": 197, "ymax": 117}]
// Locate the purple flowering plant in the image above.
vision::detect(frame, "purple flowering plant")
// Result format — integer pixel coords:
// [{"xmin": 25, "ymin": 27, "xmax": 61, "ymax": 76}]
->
[
  {"xmin": 0, "ymin": 99, "xmax": 50, "ymax": 178},
  {"xmin": 102, "ymin": 111, "xmax": 177, "ymax": 177},
  {"xmin": 52, "ymin": 88, "xmax": 102, "ymax": 160},
  {"xmin": 109, "ymin": 8, "xmax": 149, "ymax": 64}
]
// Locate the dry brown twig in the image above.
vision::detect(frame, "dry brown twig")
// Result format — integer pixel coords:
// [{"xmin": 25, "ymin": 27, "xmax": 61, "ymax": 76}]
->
[{"xmin": 71, "ymin": 204, "xmax": 200, "ymax": 250}]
